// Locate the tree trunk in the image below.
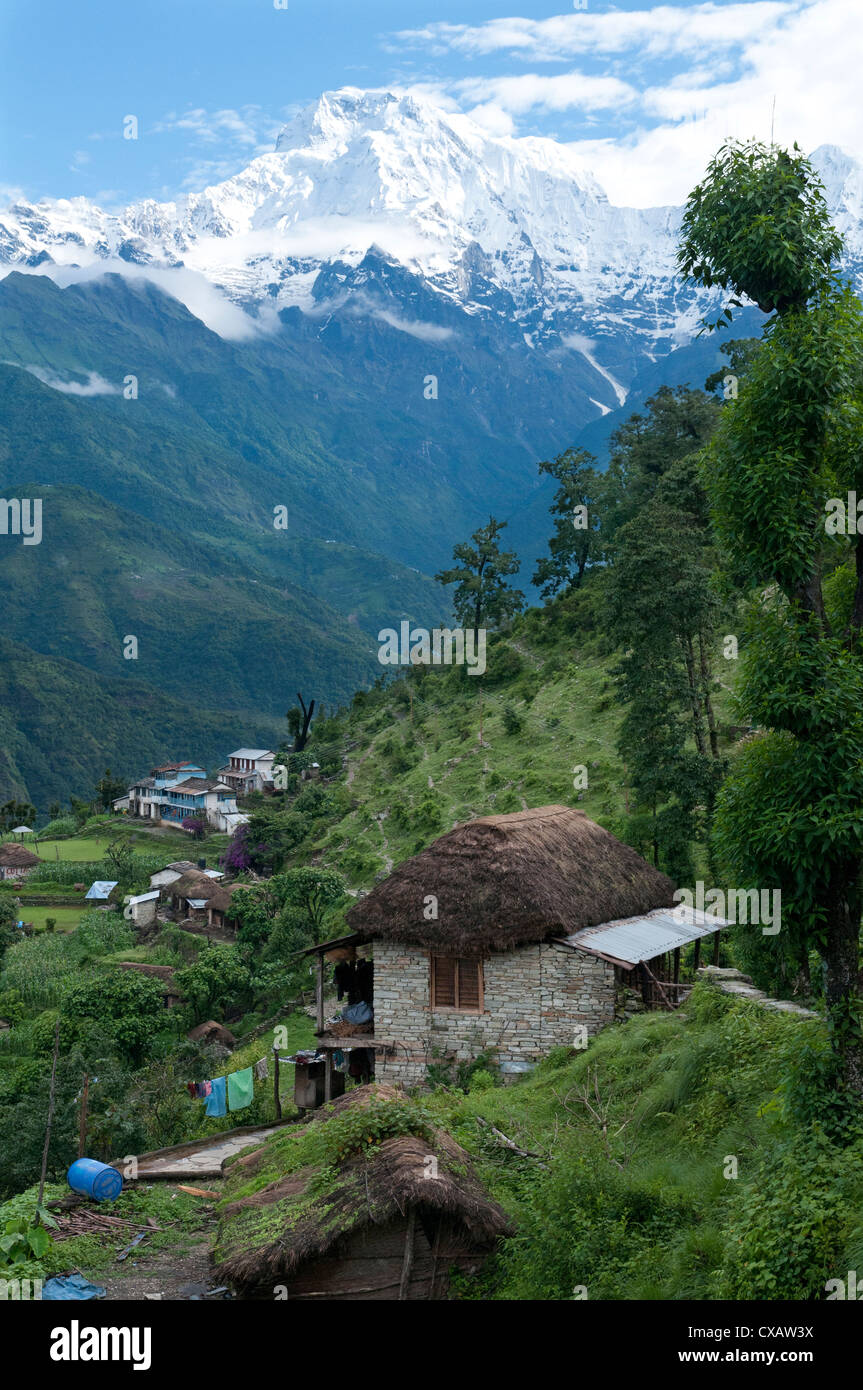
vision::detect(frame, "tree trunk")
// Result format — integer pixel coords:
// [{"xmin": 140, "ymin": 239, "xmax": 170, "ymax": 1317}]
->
[
  {"xmin": 823, "ymin": 870, "xmax": 863, "ymax": 1095},
  {"xmin": 683, "ymin": 634, "xmax": 708, "ymax": 757},
  {"xmin": 698, "ymin": 632, "xmax": 720, "ymax": 759}
]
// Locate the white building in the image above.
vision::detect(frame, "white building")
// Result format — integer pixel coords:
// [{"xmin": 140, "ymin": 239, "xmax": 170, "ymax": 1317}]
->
[{"xmin": 217, "ymin": 749, "xmax": 276, "ymax": 796}]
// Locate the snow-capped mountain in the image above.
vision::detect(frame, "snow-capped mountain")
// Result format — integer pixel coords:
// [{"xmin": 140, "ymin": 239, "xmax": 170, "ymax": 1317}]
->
[
  {"xmin": 0, "ymin": 90, "xmax": 704, "ymax": 353},
  {"xmin": 2, "ymin": 90, "xmax": 862, "ymax": 406}
]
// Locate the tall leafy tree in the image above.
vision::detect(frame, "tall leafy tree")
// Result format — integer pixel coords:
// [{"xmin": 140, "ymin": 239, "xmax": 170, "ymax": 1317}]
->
[
  {"xmin": 607, "ymin": 492, "xmax": 723, "ymax": 879},
  {"xmin": 435, "ymin": 517, "xmax": 524, "ymax": 632},
  {"xmin": 533, "ymin": 447, "xmax": 605, "ymax": 598},
  {"xmin": 601, "ymin": 385, "xmax": 721, "ymax": 545},
  {"xmin": 679, "ymin": 138, "xmax": 863, "ymax": 1091}
]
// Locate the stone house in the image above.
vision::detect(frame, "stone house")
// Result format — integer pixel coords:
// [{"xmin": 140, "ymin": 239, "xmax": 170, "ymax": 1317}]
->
[
  {"xmin": 331, "ymin": 805, "xmax": 724, "ymax": 1088},
  {"xmin": 0, "ymin": 843, "xmax": 40, "ymax": 881}
]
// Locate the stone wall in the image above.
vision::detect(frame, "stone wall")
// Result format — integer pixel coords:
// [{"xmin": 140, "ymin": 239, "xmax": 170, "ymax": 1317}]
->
[{"xmin": 373, "ymin": 940, "xmax": 616, "ymax": 1086}]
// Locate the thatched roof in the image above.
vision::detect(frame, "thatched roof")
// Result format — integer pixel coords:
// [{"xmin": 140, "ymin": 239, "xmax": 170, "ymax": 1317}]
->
[
  {"xmin": 207, "ymin": 882, "xmax": 246, "ymax": 916},
  {"xmin": 345, "ymin": 805, "xmax": 675, "ymax": 953},
  {"xmin": 187, "ymin": 1019, "xmax": 236, "ymax": 1047},
  {"xmin": 214, "ymin": 1085, "xmax": 510, "ymax": 1288},
  {"xmin": 115, "ymin": 962, "xmax": 176, "ymax": 981},
  {"xmin": 0, "ymin": 843, "xmax": 40, "ymax": 869},
  {"xmin": 167, "ymin": 870, "xmax": 222, "ymax": 901}
]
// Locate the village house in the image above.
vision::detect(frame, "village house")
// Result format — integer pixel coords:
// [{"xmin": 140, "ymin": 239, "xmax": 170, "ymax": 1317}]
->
[
  {"xmin": 152, "ymin": 870, "xmax": 243, "ymax": 938},
  {"xmin": 123, "ymin": 890, "xmax": 160, "ymax": 928},
  {"xmin": 217, "ymin": 748, "xmax": 276, "ymax": 796},
  {"xmin": 148, "ymin": 860, "xmax": 199, "ymax": 891},
  {"xmin": 0, "ymin": 843, "xmax": 41, "ymax": 881},
  {"xmin": 303, "ymin": 806, "xmax": 727, "ymax": 1091},
  {"xmin": 119, "ymin": 769, "xmax": 246, "ymax": 833}
]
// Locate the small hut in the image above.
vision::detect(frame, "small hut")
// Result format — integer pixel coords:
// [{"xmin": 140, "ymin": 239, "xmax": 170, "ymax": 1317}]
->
[
  {"xmin": 336, "ymin": 806, "xmax": 727, "ymax": 1086},
  {"xmin": 114, "ymin": 961, "xmax": 183, "ymax": 1008},
  {"xmin": 164, "ymin": 870, "xmax": 222, "ymax": 919},
  {"xmin": 206, "ymin": 882, "xmax": 245, "ymax": 935},
  {"xmin": 0, "ymin": 843, "xmax": 40, "ymax": 881},
  {"xmin": 214, "ymin": 1086, "xmax": 509, "ymax": 1300},
  {"xmin": 187, "ymin": 1019, "xmax": 236, "ymax": 1048}
]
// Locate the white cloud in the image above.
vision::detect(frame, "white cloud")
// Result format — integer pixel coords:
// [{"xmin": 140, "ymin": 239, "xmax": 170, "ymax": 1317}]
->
[
  {"xmin": 152, "ymin": 105, "xmax": 280, "ymax": 149},
  {"xmin": 1, "ymin": 261, "xmax": 280, "ymax": 341},
  {"xmin": 453, "ymin": 71, "xmax": 638, "ymax": 116},
  {"xmin": 15, "ymin": 365, "xmax": 121, "ymax": 396},
  {"xmin": 390, "ymin": 0, "xmax": 863, "ymax": 206},
  {"xmin": 371, "ymin": 308, "xmax": 454, "ymax": 341},
  {"xmin": 395, "ymin": 3, "xmax": 797, "ymax": 62}
]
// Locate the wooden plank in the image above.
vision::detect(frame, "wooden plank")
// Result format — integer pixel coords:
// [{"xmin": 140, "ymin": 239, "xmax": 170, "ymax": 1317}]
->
[
  {"xmin": 315, "ymin": 956, "xmax": 324, "ymax": 1032},
  {"xmin": 398, "ymin": 1207, "xmax": 417, "ymax": 1300}
]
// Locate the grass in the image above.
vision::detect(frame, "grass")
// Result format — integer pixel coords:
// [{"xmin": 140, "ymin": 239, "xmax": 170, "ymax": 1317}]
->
[
  {"xmin": 34, "ymin": 835, "xmax": 176, "ymax": 861},
  {"xmin": 18, "ymin": 906, "xmax": 84, "ymax": 933}
]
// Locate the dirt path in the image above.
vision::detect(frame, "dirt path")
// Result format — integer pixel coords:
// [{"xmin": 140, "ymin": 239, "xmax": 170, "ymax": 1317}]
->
[{"xmin": 96, "ymin": 1233, "xmax": 224, "ymax": 1302}]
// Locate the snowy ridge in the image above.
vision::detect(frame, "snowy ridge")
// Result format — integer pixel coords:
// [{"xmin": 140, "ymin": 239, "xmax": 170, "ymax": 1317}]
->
[{"xmin": 2, "ymin": 89, "xmax": 862, "ymax": 361}]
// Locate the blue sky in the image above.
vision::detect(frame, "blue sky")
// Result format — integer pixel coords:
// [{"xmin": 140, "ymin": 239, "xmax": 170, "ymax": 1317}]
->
[{"xmin": 1, "ymin": 0, "xmax": 859, "ymax": 208}]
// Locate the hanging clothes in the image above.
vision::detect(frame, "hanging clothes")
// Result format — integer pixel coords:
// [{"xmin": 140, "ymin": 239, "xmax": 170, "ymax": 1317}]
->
[
  {"xmin": 186, "ymin": 1082, "xmax": 196, "ymax": 1099},
  {"xmin": 227, "ymin": 1067, "xmax": 254, "ymax": 1112},
  {"xmin": 333, "ymin": 961, "xmax": 355, "ymax": 1001},
  {"xmin": 356, "ymin": 957, "xmax": 374, "ymax": 1004},
  {"xmin": 254, "ymin": 1056, "xmax": 269, "ymax": 1081},
  {"xmin": 204, "ymin": 1077, "xmax": 226, "ymax": 1117}
]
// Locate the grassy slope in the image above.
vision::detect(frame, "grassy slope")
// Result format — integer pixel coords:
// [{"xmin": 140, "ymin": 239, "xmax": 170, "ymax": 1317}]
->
[
  {"xmin": 306, "ymin": 614, "xmax": 737, "ymax": 888},
  {"xmin": 208, "ymin": 983, "xmax": 863, "ymax": 1301}
]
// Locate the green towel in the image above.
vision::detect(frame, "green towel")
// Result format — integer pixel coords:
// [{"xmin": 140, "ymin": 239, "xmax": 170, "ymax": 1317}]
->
[{"xmin": 227, "ymin": 1066, "xmax": 254, "ymax": 1112}]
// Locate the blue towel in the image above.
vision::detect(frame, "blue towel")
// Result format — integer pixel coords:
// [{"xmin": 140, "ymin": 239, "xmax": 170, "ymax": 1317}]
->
[
  {"xmin": 42, "ymin": 1274, "xmax": 106, "ymax": 1300},
  {"xmin": 204, "ymin": 1076, "xmax": 226, "ymax": 1117}
]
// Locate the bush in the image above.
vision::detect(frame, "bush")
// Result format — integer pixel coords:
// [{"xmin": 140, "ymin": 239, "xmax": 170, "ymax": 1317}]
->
[
  {"xmin": 502, "ymin": 705, "xmax": 524, "ymax": 736},
  {"xmin": 36, "ymin": 817, "xmax": 77, "ymax": 840}
]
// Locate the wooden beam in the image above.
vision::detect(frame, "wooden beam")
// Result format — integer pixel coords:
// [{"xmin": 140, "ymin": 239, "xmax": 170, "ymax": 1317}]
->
[
  {"xmin": 315, "ymin": 955, "xmax": 324, "ymax": 1032},
  {"xmin": 324, "ymin": 1051, "xmax": 333, "ymax": 1103},
  {"xmin": 398, "ymin": 1207, "xmax": 417, "ymax": 1300},
  {"xmin": 273, "ymin": 1046, "xmax": 281, "ymax": 1121},
  {"xmin": 693, "ymin": 937, "xmax": 701, "ymax": 972},
  {"xmin": 712, "ymin": 930, "xmax": 721, "ymax": 966},
  {"xmin": 673, "ymin": 947, "xmax": 680, "ymax": 985}
]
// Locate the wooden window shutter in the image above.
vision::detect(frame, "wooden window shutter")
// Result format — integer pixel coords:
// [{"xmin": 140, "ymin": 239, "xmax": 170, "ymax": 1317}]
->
[
  {"xmin": 431, "ymin": 956, "xmax": 483, "ymax": 1011},
  {"xmin": 432, "ymin": 955, "xmax": 456, "ymax": 1008},
  {"xmin": 457, "ymin": 958, "xmax": 481, "ymax": 1011}
]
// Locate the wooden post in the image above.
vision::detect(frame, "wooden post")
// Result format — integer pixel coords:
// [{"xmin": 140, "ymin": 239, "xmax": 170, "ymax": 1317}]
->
[
  {"xmin": 324, "ymin": 1051, "xmax": 333, "ymax": 1103},
  {"xmin": 273, "ymin": 1046, "xmax": 281, "ymax": 1121},
  {"xmin": 315, "ymin": 954, "xmax": 324, "ymax": 1033},
  {"xmin": 77, "ymin": 1074, "xmax": 90, "ymax": 1158},
  {"xmin": 713, "ymin": 930, "xmax": 721, "ymax": 966},
  {"xmin": 398, "ymin": 1207, "xmax": 417, "ymax": 1300},
  {"xmin": 693, "ymin": 937, "xmax": 701, "ymax": 973},
  {"xmin": 36, "ymin": 1021, "xmax": 61, "ymax": 1220},
  {"xmin": 673, "ymin": 948, "xmax": 680, "ymax": 986}
]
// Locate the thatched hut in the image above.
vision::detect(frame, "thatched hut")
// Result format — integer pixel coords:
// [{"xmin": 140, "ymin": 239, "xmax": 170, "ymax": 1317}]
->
[
  {"xmin": 0, "ymin": 842, "xmax": 40, "ymax": 881},
  {"xmin": 337, "ymin": 806, "xmax": 724, "ymax": 1086},
  {"xmin": 114, "ymin": 961, "xmax": 183, "ymax": 1008},
  {"xmin": 214, "ymin": 1086, "xmax": 509, "ymax": 1299},
  {"xmin": 164, "ymin": 869, "xmax": 222, "ymax": 918},
  {"xmin": 206, "ymin": 882, "xmax": 245, "ymax": 935}
]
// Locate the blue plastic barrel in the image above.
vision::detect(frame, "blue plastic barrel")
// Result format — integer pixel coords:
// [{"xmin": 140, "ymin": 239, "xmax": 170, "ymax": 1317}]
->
[{"xmin": 67, "ymin": 1158, "xmax": 123, "ymax": 1203}]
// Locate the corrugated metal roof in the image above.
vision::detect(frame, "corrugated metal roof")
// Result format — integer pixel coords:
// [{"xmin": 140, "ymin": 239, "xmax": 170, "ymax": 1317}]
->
[
  {"xmin": 85, "ymin": 880, "xmax": 119, "ymax": 900},
  {"xmin": 559, "ymin": 905, "xmax": 729, "ymax": 969},
  {"xmin": 228, "ymin": 749, "xmax": 273, "ymax": 760},
  {"xmin": 127, "ymin": 890, "xmax": 160, "ymax": 904}
]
